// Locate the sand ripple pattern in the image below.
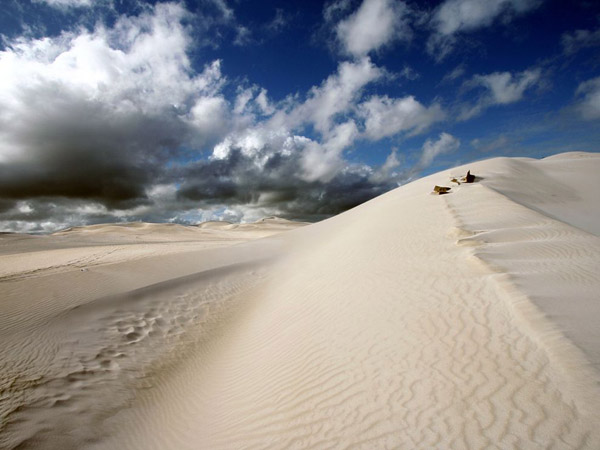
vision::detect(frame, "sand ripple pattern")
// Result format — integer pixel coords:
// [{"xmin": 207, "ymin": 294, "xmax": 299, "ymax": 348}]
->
[{"xmin": 0, "ymin": 262, "xmax": 266, "ymax": 450}]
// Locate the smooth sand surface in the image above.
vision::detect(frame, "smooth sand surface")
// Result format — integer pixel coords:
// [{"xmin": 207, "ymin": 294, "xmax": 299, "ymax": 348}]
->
[{"xmin": 1, "ymin": 153, "xmax": 599, "ymax": 449}]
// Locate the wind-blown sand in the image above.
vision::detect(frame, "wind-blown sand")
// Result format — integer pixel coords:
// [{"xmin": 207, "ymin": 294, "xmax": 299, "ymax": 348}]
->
[{"xmin": 1, "ymin": 153, "xmax": 599, "ymax": 449}]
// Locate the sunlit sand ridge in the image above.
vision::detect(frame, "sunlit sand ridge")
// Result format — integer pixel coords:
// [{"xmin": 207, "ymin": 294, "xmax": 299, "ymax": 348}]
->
[{"xmin": 1, "ymin": 153, "xmax": 599, "ymax": 449}]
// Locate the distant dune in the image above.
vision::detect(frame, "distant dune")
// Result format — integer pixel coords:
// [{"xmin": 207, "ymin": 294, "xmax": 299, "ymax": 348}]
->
[{"xmin": 1, "ymin": 152, "xmax": 599, "ymax": 449}]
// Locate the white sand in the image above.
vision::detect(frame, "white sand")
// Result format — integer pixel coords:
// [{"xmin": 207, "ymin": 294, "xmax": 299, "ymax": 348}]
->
[{"xmin": 1, "ymin": 153, "xmax": 599, "ymax": 449}]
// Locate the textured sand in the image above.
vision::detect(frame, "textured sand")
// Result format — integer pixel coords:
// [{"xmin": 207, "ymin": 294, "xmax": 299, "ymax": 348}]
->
[{"xmin": 1, "ymin": 154, "xmax": 599, "ymax": 449}]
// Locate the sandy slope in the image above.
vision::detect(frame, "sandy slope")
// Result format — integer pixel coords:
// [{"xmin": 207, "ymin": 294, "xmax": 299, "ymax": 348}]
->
[
  {"xmin": 1, "ymin": 153, "xmax": 599, "ymax": 449},
  {"xmin": 0, "ymin": 219, "xmax": 305, "ymax": 449}
]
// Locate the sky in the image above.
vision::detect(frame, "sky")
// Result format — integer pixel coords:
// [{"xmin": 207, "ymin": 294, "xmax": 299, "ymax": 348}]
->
[{"xmin": 0, "ymin": 0, "xmax": 599, "ymax": 233}]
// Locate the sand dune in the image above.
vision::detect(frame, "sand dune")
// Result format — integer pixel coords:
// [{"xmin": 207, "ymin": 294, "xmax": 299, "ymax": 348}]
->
[{"xmin": 1, "ymin": 153, "xmax": 599, "ymax": 449}]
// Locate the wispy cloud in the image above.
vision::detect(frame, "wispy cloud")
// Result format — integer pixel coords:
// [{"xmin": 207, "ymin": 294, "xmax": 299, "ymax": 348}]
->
[
  {"xmin": 574, "ymin": 76, "xmax": 600, "ymax": 120},
  {"xmin": 428, "ymin": 0, "xmax": 543, "ymax": 60},
  {"xmin": 441, "ymin": 63, "xmax": 467, "ymax": 84},
  {"xmin": 265, "ymin": 8, "xmax": 289, "ymax": 34},
  {"xmin": 34, "ymin": 0, "xmax": 94, "ymax": 8},
  {"xmin": 471, "ymin": 134, "xmax": 511, "ymax": 152},
  {"xmin": 561, "ymin": 26, "xmax": 600, "ymax": 55},
  {"xmin": 458, "ymin": 68, "xmax": 541, "ymax": 119}
]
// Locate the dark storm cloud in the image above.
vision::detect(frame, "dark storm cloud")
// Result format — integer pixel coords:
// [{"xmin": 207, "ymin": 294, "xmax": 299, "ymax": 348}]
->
[
  {"xmin": 175, "ymin": 148, "xmax": 395, "ymax": 221},
  {"xmin": 0, "ymin": 141, "xmax": 397, "ymax": 232},
  {"xmin": 0, "ymin": 199, "xmax": 17, "ymax": 214},
  {"xmin": 0, "ymin": 91, "xmax": 189, "ymax": 208}
]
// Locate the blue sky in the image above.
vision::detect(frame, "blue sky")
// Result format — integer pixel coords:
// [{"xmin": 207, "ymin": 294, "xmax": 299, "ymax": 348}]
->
[{"xmin": 0, "ymin": 0, "xmax": 599, "ymax": 232}]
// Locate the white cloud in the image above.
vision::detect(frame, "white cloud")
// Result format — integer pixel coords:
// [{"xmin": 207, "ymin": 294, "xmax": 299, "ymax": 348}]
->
[
  {"xmin": 459, "ymin": 68, "xmax": 541, "ymax": 119},
  {"xmin": 370, "ymin": 148, "xmax": 401, "ymax": 183},
  {"xmin": 207, "ymin": 0, "xmax": 235, "ymax": 22},
  {"xmin": 441, "ymin": 64, "xmax": 466, "ymax": 83},
  {"xmin": 210, "ymin": 57, "xmax": 434, "ymax": 183},
  {"xmin": 432, "ymin": 0, "xmax": 540, "ymax": 35},
  {"xmin": 335, "ymin": 0, "xmax": 411, "ymax": 57},
  {"xmin": 210, "ymin": 56, "xmax": 443, "ymax": 184},
  {"xmin": 234, "ymin": 87, "xmax": 255, "ymax": 115},
  {"xmin": 299, "ymin": 120, "xmax": 360, "ymax": 182},
  {"xmin": 300, "ymin": 142, "xmax": 344, "ymax": 183},
  {"xmin": 233, "ymin": 25, "xmax": 252, "ymax": 46},
  {"xmin": 188, "ymin": 96, "xmax": 229, "ymax": 139},
  {"xmin": 323, "ymin": 120, "xmax": 359, "ymax": 152},
  {"xmin": 428, "ymin": 0, "xmax": 542, "ymax": 59},
  {"xmin": 255, "ymin": 89, "xmax": 275, "ymax": 115},
  {"xmin": 266, "ymin": 8, "xmax": 288, "ymax": 34},
  {"xmin": 359, "ymin": 95, "xmax": 445, "ymax": 140},
  {"xmin": 284, "ymin": 57, "xmax": 383, "ymax": 133},
  {"xmin": 575, "ymin": 77, "xmax": 600, "ymax": 120},
  {"xmin": 418, "ymin": 132, "xmax": 460, "ymax": 169},
  {"xmin": 208, "ymin": 58, "xmax": 382, "ymax": 183},
  {"xmin": 399, "ymin": 65, "xmax": 420, "ymax": 81},
  {"xmin": 233, "ymin": 86, "xmax": 275, "ymax": 116},
  {"xmin": 212, "ymin": 127, "xmax": 304, "ymax": 162},
  {"xmin": 17, "ymin": 201, "xmax": 34, "ymax": 214},
  {"xmin": 561, "ymin": 27, "xmax": 600, "ymax": 55},
  {"xmin": 323, "ymin": 0, "xmax": 353, "ymax": 23},
  {"xmin": 0, "ymin": 3, "xmax": 228, "ymax": 163},
  {"xmin": 475, "ymin": 69, "xmax": 540, "ymax": 104},
  {"xmin": 35, "ymin": 0, "xmax": 93, "ymax": 8}
]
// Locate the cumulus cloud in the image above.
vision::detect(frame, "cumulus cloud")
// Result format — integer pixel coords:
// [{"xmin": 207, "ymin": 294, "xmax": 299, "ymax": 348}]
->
[
  {"xmin": 359, "ymin": 95, "xmax": 445, "ymax": 140},
  {"xmin": 574, "ymin": 76, "xmax": 600, "ymax": 120},
  {"xmin": 200, "ymin": 58, "xmax": 384, "ymax": 187},
  {"xmin": 459, "ymin": 68, "xmax": 541, "ymax": 119},
  {"xmin": 300, "ymin": 121, "xmax": 359, "ymax": 182},
  {"xmin": 334, "ymin": 0, "xmax": 412, "ymax": 57},
  {"xmin": 289, "ymin": 57, "xmax": 383, "ymax": 133},
  {"xmin": 428, "ymin": 0, "xmax": 542, "ymax": 60},
  {"xmin": 0, "ymin": 3, "xmax": 226, "ymax": 208},
  {"xmin": 210, "ymin": 57, "xmax": 443, "ymax": 184}
]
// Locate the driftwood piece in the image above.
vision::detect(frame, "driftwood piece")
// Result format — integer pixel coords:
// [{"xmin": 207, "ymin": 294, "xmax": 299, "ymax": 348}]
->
[{"xmin": 433, "ymin": 185, "xmax": 451, "ymax": 195}]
